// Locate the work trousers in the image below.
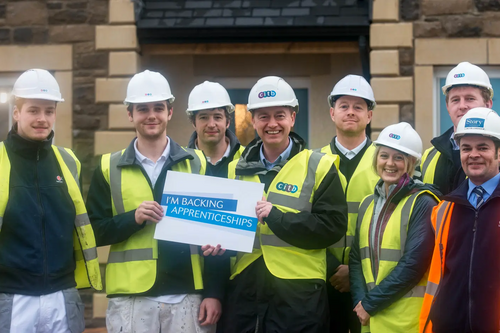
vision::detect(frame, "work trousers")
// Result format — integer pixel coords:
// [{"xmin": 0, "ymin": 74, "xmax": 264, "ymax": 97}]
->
[
  {"xmin": 223, "ymin": 257, "xmax": 329, "ymax": 333},
  {"xmin": 106, "ymin": 294, "xmax": 216, "ymax": 333}
]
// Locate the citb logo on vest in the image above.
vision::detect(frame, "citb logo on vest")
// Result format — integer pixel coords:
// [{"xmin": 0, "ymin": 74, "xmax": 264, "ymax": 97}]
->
[
  {"xmin": 258, "ymin": 90, "xmax": 277, "ymax": 98},
  {"xmin": 276, "ymin": 182, "xmax": 298, "ymax": 193},
  {"xmin": 465, "ymin": 118, "xmax": 485, "ymax": 129}
]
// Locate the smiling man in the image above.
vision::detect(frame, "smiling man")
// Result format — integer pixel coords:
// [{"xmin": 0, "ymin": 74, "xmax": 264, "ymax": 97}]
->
[
  {"xmin": 420, "ymin": 107, "xmax": 500, "ymax": 333},
  {"xmin": 419, "ymin": 62, "xmax": 493, "ymax": 195},
  {"xmin": 186, "ymin": 81, "xmax": 244, "ymax": 178},
  {"xmin": 319, "ymin": 75, "xmax": 380, "ymax": 333},
  {"xmin": 0, "ymin": 69, "xmax": 102, "ymax": 332},
  {"xmin": 224, "ymin": 76, "xmax": 348, "ymax": 333},
  {"xmin": 86, "ymin": 70, "xmax": 227, "ymax": 333}
]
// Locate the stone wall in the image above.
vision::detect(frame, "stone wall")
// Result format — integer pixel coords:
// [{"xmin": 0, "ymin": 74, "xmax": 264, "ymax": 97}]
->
[{"xmin": 1, "ymin": 0, "xmax": 109, "ymax": 195}]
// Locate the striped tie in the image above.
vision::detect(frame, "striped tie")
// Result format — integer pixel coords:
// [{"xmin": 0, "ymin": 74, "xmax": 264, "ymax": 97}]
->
[{"xmin": 472, "ymin": 186, "xmax": 485, "ymax": 208}]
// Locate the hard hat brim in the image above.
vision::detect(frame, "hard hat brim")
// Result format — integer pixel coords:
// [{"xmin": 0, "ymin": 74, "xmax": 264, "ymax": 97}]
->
[
  {"xmin": 186, "ymin": 103, "xmax": 235, "ymax": 114},
  {"xmin": 124, "ymin": 95, "xmax": 175, "ymax": 105},
  {"xmin": 374, "ymin": 140, "xmax": 422, "ymax": 161},
  {"xmin": 14, "ymin": 93, "xmax": 64, "ymax": 102}
]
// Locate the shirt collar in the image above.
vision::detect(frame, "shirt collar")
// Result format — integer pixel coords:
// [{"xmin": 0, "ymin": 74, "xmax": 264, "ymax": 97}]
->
[
  {"xmin": 450, "ymin": 132, "xmax": 460, "ymax": 150},
  {"xmin": 260, "ymin": 137, "xmax": 293, "ymax": 170},
  {"xmin": 467, "ymin": 172, "xmax": 500, "ymax": 201},
  {"xmin": 195, "ymin": 138, "xmax": 231, "ymax": 165},
  {"xmin": 335, "ymin": 136, "xmax": 367, "ymax": 160},
  {"xmin": 134, "ymin": 136, "xmax": 171, "ymax": 163}
]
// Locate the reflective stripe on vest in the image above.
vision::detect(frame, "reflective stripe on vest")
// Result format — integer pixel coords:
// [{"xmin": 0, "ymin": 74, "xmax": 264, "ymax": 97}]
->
[
  {"xmin": 102, "ymin": 148, "xmax": 205, "ymax": 294},
  {"xmin": 421, "ymin": 147, "xmax": 440, "ymax": 185},
  {"xmin": 420, "ymin": 200, "xmax": 454, "ymax": 333},
  {"xmin": 229, "ymin": 149, "xmax": 336, "ymax": 281},
  {"xmin": 322, "ymin": 144, "xmax": 379, "ymax": 264},
  {"xmin": 357, "ymin": 190, "xmax": 439, "ymax": 332},
  {"xmin": 0, "ymin": 143, "xmax": 102, "ymax": 291}
]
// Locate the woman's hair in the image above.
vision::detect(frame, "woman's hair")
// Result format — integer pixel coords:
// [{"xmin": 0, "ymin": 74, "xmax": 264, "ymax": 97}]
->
[{"xmin": 372, "ymin": 145, "xmax": 418, "ymax": 178}]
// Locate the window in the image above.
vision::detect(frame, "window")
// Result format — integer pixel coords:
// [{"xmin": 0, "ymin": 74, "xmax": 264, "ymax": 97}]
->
[{"xmin": 434, "ymin": 67, "xmax": 500, "ymax": 136}]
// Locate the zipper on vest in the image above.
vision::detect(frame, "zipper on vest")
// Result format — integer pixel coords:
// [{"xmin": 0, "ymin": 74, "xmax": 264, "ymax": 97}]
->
[
  {"xmin": 468, "ymin": 209, "xmax": 479, "ymax": 332},
  {"xmin": 36, "ymin": 147, "xmax": 48, "ymax": 286}
]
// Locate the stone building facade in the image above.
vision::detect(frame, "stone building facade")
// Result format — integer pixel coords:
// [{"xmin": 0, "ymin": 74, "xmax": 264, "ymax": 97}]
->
[{"xmin": 1, "ymin": 0, "xmax": 500, "ymax": 328}]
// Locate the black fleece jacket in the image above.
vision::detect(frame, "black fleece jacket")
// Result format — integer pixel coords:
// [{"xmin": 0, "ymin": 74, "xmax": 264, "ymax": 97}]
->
[
  {"xmin": 418, "ymin": 127, "xmax": 466, "ymax": 195},
  {"xmin": 0, "ymin": 128, "xmax": 77, "ymax": 295},
  {"xmin": 233, "ymin": 132, "xmax": 348, "ymax": 250},
  {"xmin": 349, "ymin": 179, "xmax": 439, "ymax": 315},
  {"xmin": 187, "ymin": 129, "xmax": 243, "ymax": 178},
  {"xmin": 86, "ymin": 138, "xmax": 228, "ymax": 300}
]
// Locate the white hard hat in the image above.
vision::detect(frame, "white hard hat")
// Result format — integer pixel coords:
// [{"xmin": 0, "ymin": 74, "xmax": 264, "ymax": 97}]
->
[
  {"xmin": 454, "ymin": 107, "xmax": 500, "ymax": 142},
  {"xmin": 442, "ymin": 62, "xmax": 493, "ymax": 98},
  {"xmin": 12, "ymin": 69, "xmax": 64, "ymax": 102},
  {"xmin": 186, "ymin": 81, "xmax": 235, "ymax": 114},
  {"xmin": 374, "ymin": 122, "xmax": 423, "ymax": 161},
  {"xmin": 124, "ymin": 70, "xmax": 175, "ymax": 105},
  {"xmin": 328, "ymin": 74, "xmax": 376, "ymax": 110},
  {"xmin": 247, "ymin": 76, "xmax": 299, "ymax": 113}
]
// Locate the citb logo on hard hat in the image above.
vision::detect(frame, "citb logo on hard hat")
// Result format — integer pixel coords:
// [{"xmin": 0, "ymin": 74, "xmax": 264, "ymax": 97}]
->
[
  {"xmin": 276, "ymin": 182, "xmax": 298, "ymax": 193},
  {"xmin": 465, "ymin": 118, "xmax": 485, "ymax": 129},
  {"xmin": 145, "ymin": 93, "xmax": 153, "ymax": 96},
  {"xmin": 202, "ymin": 100, "xmax": 209, "ymax": 104},
  {"xmin": 258, "ymin": 90, "xmax": 277, "ymax": 99},
  {"xmin": 350, "ymin": 88, "xmax": 357, "ymax": 91},
  {"xmin": 389, "ymin": 133, "xmax": 401, "ymax": 140},
  {"xmin": 40, "ymin": 89, "xmax": 48, "ymax": 92},
  {"xmin": 454, "ymin": 73, "xmax": 465, "ymax": 78}
]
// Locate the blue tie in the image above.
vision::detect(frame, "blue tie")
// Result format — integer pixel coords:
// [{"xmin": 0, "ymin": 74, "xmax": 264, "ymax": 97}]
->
[{"xmin": 472, "ymin": 186, "xmax": 485, "ymax": 208}]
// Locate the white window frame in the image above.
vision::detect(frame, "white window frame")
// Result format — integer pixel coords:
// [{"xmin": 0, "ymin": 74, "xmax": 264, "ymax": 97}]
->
[
  {"xmin": 433, "ymin": 66, "xmax": 500, "ymax": 137},
  {"xmin": 214, "ymin": 77, "xmax": 311, "ymax": 142}
]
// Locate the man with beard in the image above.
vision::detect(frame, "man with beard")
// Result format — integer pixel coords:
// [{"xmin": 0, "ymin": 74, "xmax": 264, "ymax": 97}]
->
[{"xmin": 186, "ymin": 81, "xmax": 244, "ymax": 178}]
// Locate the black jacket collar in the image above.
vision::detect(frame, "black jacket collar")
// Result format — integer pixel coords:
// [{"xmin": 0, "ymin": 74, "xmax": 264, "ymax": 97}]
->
[
  {"xmin": 235, "ymin": 131, "xmax": 305, "ymax": 175},
  {"xmin": 5, "ymin": 124, "xmax": 54, "ymax": 159},
  {"xmin": 430, "ymin": 126, "xmax": 455, "ymax": 160}
]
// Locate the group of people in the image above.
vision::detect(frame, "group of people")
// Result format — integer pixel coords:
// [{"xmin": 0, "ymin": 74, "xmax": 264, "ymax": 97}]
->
[{"xmin": 0, "ymin": 61, "xmax": 498, "ymax": 333}]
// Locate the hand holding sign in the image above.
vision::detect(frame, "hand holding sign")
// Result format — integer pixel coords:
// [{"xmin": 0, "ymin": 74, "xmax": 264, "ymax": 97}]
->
[
  {"xmin": 135, "ymin": 201, "xmax": 164, "ymax": 225},
  {"xmin": 255, "ymin": 196, "xmax": 273, "ymax": 224}
]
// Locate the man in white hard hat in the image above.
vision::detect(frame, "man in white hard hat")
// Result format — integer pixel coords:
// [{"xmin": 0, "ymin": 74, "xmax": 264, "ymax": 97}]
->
[
  {"xmin": 86, "ymin": 70, "xmax": 227, "ymax": 333},
  {"xmin": 420, "ymin": 107, "xmax": 500, "ymax": 333},
  {"xmin": 186, "ymin": 81, "xmax": 245, "ymax": 178},
  {"xmin": 419, "ymin": 62, "xmax": 493, "ymax": 195},
  {"xmin": 0, "ymin": 69, "xmax": 102, "ymax": 332},
  {"xmin": 223, "ymin": 76, "xmax": 348, "ymax": 332},
  {"xmin": 319, "ymin": 74, "xmax": 380, "ymax": 333}
]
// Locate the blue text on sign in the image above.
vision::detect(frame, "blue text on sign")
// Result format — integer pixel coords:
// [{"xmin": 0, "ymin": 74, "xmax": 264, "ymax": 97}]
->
[{"xmin": 161, "ymin": 194, "xmax": 238, "ymax": 212}]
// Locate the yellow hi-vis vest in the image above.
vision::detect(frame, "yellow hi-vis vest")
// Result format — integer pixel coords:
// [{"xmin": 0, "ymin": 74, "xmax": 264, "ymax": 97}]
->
[
  {"xmin": 228, "ymin": 149, "xmax": 338, "ymax": 281},
  {"xmin": 321, "ymin": 143, "xmax": 379, "ymax": 264},
  {"xmin": 357, "ymin": 190, "xmax": 439, "ymax": 333},
  {"xmin": 420, "ymin": 147, "xmax": 440, "ymax": 185},
  {"xmin": 0, "ymin": 142, "xmax": 102, "ymax": 290},
  {"xmin": 101, "ymin": 148, "xmax": 207, "ymax": 295}
]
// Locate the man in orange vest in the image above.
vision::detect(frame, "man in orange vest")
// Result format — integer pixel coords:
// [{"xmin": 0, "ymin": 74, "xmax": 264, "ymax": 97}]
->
[{"xmin": 420, "ymin": 107, "xmax": 500, "ymax": 333}]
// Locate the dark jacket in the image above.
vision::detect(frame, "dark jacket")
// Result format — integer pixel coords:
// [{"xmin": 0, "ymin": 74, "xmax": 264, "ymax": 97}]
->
[
  {"xmin": 349, "ymin": 177, "xmax": 439, "ymax": 315},
  {"xmin": 223, "ymin": 132, "xmax": 347, "ymax": 333},
  {"xmin": 418, "ymin": 127, "xmax": 466, "ymax": 195},
  {"xmin": 234, "ymin": 132, "xmax": 348, "ymax": 249},
  {"xmin": 429, "ymin": 179, "xmax": 500, "ymax": 333},
  {"xmin": 0, "ymin": 128, "xmax": 77, "ymax": 295},
  {"xmin": 86, "ymin": 138, "xmax": 228, "ymax": 300},
  {"xmin": 188, "ymin": 129, "xmax": 243, "ymax": 178}
]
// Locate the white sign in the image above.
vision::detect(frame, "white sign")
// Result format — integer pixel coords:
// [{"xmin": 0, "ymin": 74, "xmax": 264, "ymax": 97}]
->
[{"xmin": 154, "ymin": 171, "xmax": 265, "ymax": 253}]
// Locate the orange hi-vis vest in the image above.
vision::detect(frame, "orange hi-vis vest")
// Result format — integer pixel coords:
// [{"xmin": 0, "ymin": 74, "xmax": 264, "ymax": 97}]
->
[{"xmin": 419, "ymin": 201, "xmax": 454, "ymax": 333}]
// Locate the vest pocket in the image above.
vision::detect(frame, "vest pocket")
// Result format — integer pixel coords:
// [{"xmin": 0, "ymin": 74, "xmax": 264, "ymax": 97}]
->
[{"xmin": 62, "ymin": 288, "xmax": 85, "ymax": 333}]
